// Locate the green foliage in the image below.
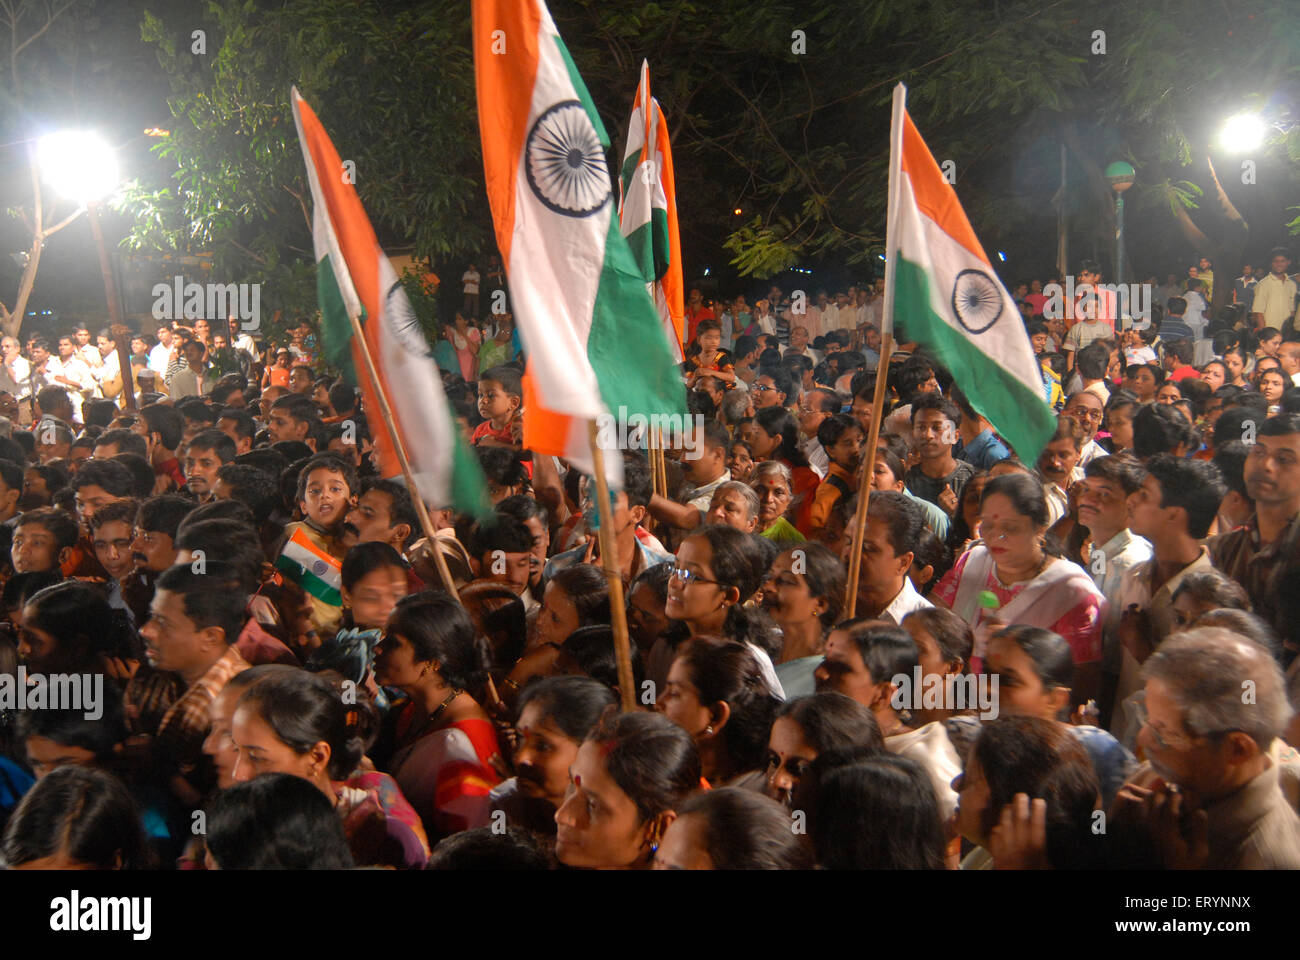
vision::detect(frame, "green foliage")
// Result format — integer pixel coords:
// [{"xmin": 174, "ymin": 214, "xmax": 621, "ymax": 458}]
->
[{"xmin": 121, "ymin": 0, "xmax": 489, "ymax": 317}]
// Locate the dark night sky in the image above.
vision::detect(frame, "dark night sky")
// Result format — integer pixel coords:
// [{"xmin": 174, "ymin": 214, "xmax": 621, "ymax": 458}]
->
[{"xmin": 1, "ymin": 1, "xmax": 1296, "ymax": 336}]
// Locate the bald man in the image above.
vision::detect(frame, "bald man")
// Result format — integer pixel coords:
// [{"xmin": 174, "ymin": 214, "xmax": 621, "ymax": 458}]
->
[{"xmin": 1278, "ymin": 342, "xmax": 1300, "ymax": 388}]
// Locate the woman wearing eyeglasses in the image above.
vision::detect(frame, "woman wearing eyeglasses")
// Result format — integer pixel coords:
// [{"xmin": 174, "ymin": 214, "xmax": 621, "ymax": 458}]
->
[
  {"xmin": 931, "ymin": 473, "xmax": 1105, "ymax": 702},
  {"xmin": 663, "ymin": 525, "xmax": 786, "ymax": 699}
]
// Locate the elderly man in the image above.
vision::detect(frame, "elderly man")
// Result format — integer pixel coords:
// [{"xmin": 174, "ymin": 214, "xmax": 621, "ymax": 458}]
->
[{"xmin": 1115, "ymin": 628, "xmax": 1300, "ymax": 869}]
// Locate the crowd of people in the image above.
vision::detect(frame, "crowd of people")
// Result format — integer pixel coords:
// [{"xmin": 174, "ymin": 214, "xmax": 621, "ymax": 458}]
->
[{"xmin": 1, "ymin": 245, "xmax": 1300, "ymax": 871}]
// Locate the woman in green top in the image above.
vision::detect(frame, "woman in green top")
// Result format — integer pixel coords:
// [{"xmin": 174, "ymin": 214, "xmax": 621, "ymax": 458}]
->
[{"xmin": 749, "ymin": 461, "xmax": 805, "ymax": 545}]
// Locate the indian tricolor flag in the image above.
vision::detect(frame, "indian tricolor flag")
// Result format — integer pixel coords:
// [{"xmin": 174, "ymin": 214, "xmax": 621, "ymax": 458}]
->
[
  {"xmin": 619, "ymin": 60, "xmax": 684, "ymax": 363},
  {"xmin": 290, "ymin": 87, "xmax": 489, "ymax": 517},
  {"xmin": 884, "ymin": 84, "xmax": 1055, "ymax": 463},
  {"xmin": 473, "ymin": 0, "xmax": 685, "ymax": 482},
  {"xmin": 275, "ymin": 527, "xmax": 343, "ymax": 606}
]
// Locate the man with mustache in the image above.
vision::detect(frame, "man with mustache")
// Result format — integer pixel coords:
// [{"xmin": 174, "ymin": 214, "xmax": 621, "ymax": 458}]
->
[
  {"xmin": 1035, "ymin": 416, "xmax": 1084, "ymax": 527},
  {"xmin": 1115, "ymin": 629, "xmax": 1300, "ymax": 868},
  {"xmin": 182, "ymin": 429, "xmax": 236, "ymax": 505},
  {"xmin": 1209, "ymin": 414, "xmax": 1300, "ymax": 661}
]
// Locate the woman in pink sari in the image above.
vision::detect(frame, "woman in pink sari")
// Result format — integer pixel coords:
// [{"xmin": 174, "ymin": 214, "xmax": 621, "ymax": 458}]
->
[
  {"xmin": 444, "ymin": 313, "xmax": 482, "ymax": 383},
  {"xmin": 932, "ymin": 473, "xmax": 1105, "ymax": 703}
]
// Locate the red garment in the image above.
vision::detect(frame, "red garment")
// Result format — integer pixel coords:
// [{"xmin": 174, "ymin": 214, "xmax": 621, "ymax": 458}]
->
[
  {"xmin": 471, "ymin": 418, "xmax": 518, "ymax": 446},
  {"xmin": 686, "ymin": 305, "xmax": 716, "ymax": 345},
  {"xmin": 788, "ymin": 463, "xmax": 823, "ymax": 536},
  {"xmin": 236, "ymin": 617, "xmax": 300, "ymax": 667},
  {"xmin": 1169, "ymin": 365, "xmax": 1200, "ymax": 382},
  {"xmin": 156, "ymin": 457, "xmax": 186, "ymax": 490},
  {"xmin": 267, "ymin": 367, "xmax": 291, "ymax": 387}
]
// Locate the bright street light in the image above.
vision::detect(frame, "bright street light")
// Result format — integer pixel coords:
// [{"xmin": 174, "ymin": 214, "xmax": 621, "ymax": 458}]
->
[
  {"xmin": 1220, "ymin": 114, "xmax": 1266, "ymax": 153},
  {"xmin": 36, "ymin": 130, "xmax": 119, "ymax": 205}
]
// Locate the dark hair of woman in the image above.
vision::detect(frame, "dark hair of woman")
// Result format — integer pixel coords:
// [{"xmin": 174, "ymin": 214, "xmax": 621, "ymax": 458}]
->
[
  {"xmin": 673, "ymin": 636, "xmax": 781, "ymax": 773},
  {"xmin": 812, "ymin": 754, "xmax": 946, "ymax": 869},
  {"xmin": 586, "ymin": 708, "xmax": 701, "ymax": 824},
  {"xmin": 970, "ymin": 716, "xmax": 1101, "ymax": 868},
  {"xmin": 427, "ymin": 824, "xmax": 552, "ymax": 870},
  {"xmin": 775, "ymin": 692, "xmax": 883, "ymax": 755},
  {"xmin": 340, "ymin": 541, "xmax": 407, "ymax": 592},
  {"xmin": 991, "ymin": 625, "xmax": 1074, "ymax": 692},
  {"xmin": 235, "ymin": 669, "xmax": 379, "ymax": 780},
  {"xmin": 205, "ymin": 773, "xmax": 355, "ymax": 869},
  {"xmin": 386, "ymin": 591, "xmax": 491, "ymax": 703},
  {"xmin": 515, "ymin": 676, "xmax": 618, "ymax": 744},
  {"xmin": 23, "ymin": 580, "xmax": 142, "ymax": 671},
  {"xmin": 459, "ymin": 581, "xmax": 528, "ymax": 671},
  {"xmin": 548, "ymin": 564, "xmax": 612, "ymax": 628},
  {"xmin": 754, "ymin": 407, "xmax": 811, "ymax": 468},
  {"xmin": 680, "ymin": 525, "xmax": 771, "ymax": 647},
  {"xmin": 676, "ymin": 787, "xmax": 815, "ymax": 869},
  {"xmin": 784, "ymin": 541, "xmax": 846, "ymax": 631},
  {"xmin": 561, "ymin": 625, "xmax": 646, "ymax": 693},
  {"xmin": 980, "ymin": 472, "xmax": 1049, "ymax": 530},
  {"xmin": 1, "ymin": 765, "xmax": 153, "ymax": 869},
  {"xmin": 15, "ymin": 682, "xmax": 128, "ymax": 765},
  {"xmin": 904, "ymin": 606, "xmax": 974, "ymax": 674}
]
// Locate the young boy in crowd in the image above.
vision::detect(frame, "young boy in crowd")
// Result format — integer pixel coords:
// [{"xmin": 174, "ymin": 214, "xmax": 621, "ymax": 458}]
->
[
  {"xmin": 10, "ymin": 507, "xmax": 78, "ymax": 575},
  {"xmin": 273, "ymin": 451, "xmax": 357, "ymax": 645},
  {"xmin": 809, "ymin": 414, "xmax": 863, "ymax": 535},
  {"xmin": 474, "ymin": 365, "xmax": 523, "ymax": 447}
]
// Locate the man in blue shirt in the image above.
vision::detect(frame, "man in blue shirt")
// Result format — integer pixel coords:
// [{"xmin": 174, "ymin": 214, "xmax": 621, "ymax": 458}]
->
[
  {"xmin": 950, "ymin": 385, "xmax": 1010, "ymax": 470},
  {"xmin": 1158, "ymin": 296, "xmax": 1195, "ymax": 341}
]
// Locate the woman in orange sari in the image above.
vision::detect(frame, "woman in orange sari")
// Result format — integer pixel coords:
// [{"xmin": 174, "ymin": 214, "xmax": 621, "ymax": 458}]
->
[{"xmin": 375, "ymin": 592, "xmax": 503, "ymax": 842}]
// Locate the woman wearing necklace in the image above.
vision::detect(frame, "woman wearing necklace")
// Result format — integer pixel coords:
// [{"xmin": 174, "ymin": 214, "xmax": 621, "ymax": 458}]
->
[
  {"xmin": 930, "ymin": 473, "xmax": 1105, "ymax": 698},
  {"xmin": 443, "ymin": 312, "xmax": 482, "ymax": 384},
  {"xmin": 375, "ymin": 592, "xmax": 503, "ymax": 842}
]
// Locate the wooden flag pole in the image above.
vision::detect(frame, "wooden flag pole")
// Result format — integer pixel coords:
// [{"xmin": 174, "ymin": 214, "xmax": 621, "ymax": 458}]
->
[
  {"xmin": 587, "ymin": 419, "xmax": 638, "ymax": 712},
  {"xmin": 347, "ymin": 313, "xmax": 461, "ymax": 602},
  {"xmin": 843, "ymin": 332, "xmax": 894, "ymax": 619},
  {"xmin": 648, "ymin": 427, "xmax": 662, "ymax": 498}
]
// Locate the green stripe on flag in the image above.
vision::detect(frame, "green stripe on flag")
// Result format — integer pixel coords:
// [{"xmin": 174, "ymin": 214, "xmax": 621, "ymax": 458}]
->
[
  {"xmin": 451, "ymin": 434, "xmax": 494, "ymax": 520},
  {"xmin": 317, "ymin": 255, "xmax": 357, "ymax": 382},
  {"xmin": 650, "ymin": 207, "xmax": 670, "ymax": 281},
  {"xmin": 554, "ymin": 36, "xmax": 608, "ymax": 146},
  {"xmin": 588, "ymin": 211, "xmax": 687, "ymax": 420},
  {"xmin": 895, "ymin": 257, "xmax": 1056, "ymax": 464},
  {"xmin": 625, "ymin": 219, "xmax": 656, "ymax": 282},
  {"xmin": 275, "ymin": 553, "xmax": 342, "ymax": 606}
]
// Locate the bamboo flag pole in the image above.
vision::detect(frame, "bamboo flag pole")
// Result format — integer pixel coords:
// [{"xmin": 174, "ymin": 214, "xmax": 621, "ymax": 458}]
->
[
  {"xmin": 587, "ymin": 419, "xmax": 638, "ymax": 712},
  {"xmin": 843, "ymin": 333, "xmax": 893, "ymax": 618},
  {"xmin": 347, "ymin": 312, "xmax": 461, "ymax": 602},
  {"xmin": 648, "ymin": 427, "xmax": 662, "ymax": 498},
  {"xmin": 846, "ymin": 84, "xmax": 907, "ymax": 619}
]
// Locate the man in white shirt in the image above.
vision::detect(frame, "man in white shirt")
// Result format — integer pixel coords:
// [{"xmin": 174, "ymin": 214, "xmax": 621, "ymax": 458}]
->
[
  {"xmin": 73, "ymin": 325, "xmax": 101, "ymax": 370},
  {"xmin": 43, "ymin": 335, "xmax": 95, "ymax": 419},
  {"xmin": 843, "ymin": 490, "xmax": 933, "ymax": 623},
  {"xmin": 1061, "ymin": 390, "xmax": 1109, "ymax": 468},
  {"xmin": 1, "ymin": 338, "xmax": 30, "ymax": 399},
  {"xmin": 92, "ymin": 329, "xmax": 121, "ymax": 399},
  {"xmin": 1250, "ymin": 248, "xmax": 1299, "ymax": 330},
  {"xmin": 149, "ymin": 323, "xmax": 176, "ymax": 375},
  {"xmin": 227, "ymin": 317, "xmax": 261, "ymax": 363},
  {"xmin": 169, "ymin": 340, "xmax": 213, "ymax": 399},
  {"xmin": 1076, "ymin": 455, "xmax": 1152, "ymax": 600},
  {"xmin": 781, "ymin": 325, "xmax": 823, "ymax": 366}
]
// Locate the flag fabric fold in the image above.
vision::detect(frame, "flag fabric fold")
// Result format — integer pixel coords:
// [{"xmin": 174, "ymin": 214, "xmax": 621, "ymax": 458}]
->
[
  {"xmin": 619, "ymin": 60, "xmax": 684, "ymax": 363},
  {"xmin": 473, "ymin": 0, "xmax": 686, "ymax": 484},
  {"xmin": 291, "ymin": 87, "xmax": 489, "ymax": 517},
  {"xmin": 885, "ymin": 83, "xmax": 1056, "ymax": 465}
]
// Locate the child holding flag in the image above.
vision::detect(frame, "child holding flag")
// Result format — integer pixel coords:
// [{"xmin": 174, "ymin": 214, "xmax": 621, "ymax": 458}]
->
[{"xmin": 275, "ymin": 451, "xmax": 357, "ymax": 646}]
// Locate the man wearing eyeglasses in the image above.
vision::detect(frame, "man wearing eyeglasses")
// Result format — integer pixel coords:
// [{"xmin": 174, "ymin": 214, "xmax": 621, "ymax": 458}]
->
[
  {"xmin": 1113, "ymin": 629, "xmax": 1300, "ymax": 869},
  {"xmin": 1061, "ymin": 390, "xmax": 1108, "ymax": 468},
  {"xmin": 1208, "ymin": 414, "xmax": 1300, "ymax": 664}
]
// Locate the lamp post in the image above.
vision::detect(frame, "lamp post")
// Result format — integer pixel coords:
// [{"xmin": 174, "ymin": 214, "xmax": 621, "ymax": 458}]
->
[
  {"xmin": 1105, "ymin": 160, "xmax": 1135, "ymax": 305},
  {"xmin": 35, "ymin": 131, "xmax": 136, "ymax": 411}
]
